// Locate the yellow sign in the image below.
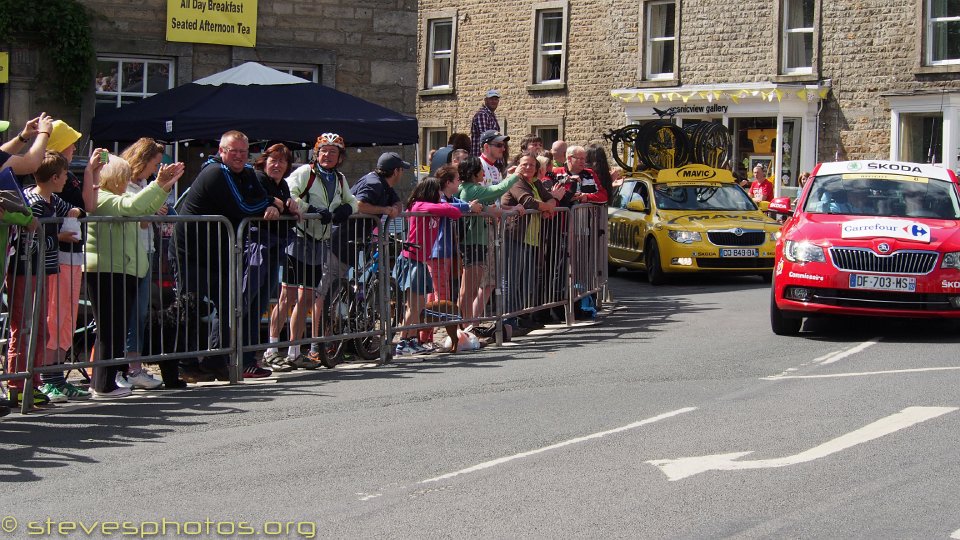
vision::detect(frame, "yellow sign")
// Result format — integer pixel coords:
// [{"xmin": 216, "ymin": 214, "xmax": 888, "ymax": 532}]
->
[
  {"xmin": 166, "ymin": 0, "xmax": 257, "ymax": 48},
  {"xmin": 0, "ymin": 52, "xmax": 8, "ymax": 84}
]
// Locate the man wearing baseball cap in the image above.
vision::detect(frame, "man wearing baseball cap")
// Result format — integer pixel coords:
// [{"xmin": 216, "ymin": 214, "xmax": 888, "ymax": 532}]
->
[
  {"xmin": 470, "ymin": 89, "xmax": 502, "ymax": 162},
  {"xmin": 478, "ymin": 130, "xmax": 509, "ymax": 187}
]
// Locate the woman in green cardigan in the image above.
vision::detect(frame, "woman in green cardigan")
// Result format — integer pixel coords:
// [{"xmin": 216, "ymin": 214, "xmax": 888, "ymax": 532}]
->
[{"xmin": 84, "ymin": 155, "xmax": 183, "ymax": 399}]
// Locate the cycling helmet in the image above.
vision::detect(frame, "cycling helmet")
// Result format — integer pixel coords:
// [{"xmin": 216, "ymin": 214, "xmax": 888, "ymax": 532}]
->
[{"xmin": 315, "ymin": 132, "xmax": 345, "ymax": 151}]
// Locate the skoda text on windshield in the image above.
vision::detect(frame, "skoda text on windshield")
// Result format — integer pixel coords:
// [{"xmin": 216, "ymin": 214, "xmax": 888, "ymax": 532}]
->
[{"xmin": 768, "ymin": 160, "xmax": 960, "ymax": 335}]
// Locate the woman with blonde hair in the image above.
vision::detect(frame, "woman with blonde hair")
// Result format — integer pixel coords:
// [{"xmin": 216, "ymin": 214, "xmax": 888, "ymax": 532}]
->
[
  {"xmin": 118, "ymin": 138, "xmax": 175, "ymax": 389},
  {"xmin": 85, "ymin": 154, "xmax": 183, "ymax": 398}
]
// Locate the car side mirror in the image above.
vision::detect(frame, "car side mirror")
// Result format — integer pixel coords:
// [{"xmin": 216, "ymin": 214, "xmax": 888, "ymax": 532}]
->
[
  {"xmin": 768, "ymin": 197, "xmax": 792, "ymax": 215},
  {"xmin": 626, "ymin": 199, "xmax": 646, "ymax": 213},
  {"xmin": 757, "ymin": 200, "xmax": 770, "ymax": 212}
]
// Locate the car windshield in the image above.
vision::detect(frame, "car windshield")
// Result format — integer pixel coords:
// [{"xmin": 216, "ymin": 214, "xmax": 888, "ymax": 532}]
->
[
  {"xmin": 652, "ymin": 183, "xmax": 757, "ymax": 211},
  {"xmin": 802, "ymin": 174, "xmax": 960, "ymax": 219}
]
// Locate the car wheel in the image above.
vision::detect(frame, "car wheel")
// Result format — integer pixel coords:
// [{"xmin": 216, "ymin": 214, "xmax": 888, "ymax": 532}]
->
[
  {"xmin": 608, "ymin": 262, "xmax": 620, "ymax": 274},
  {"xmin": 646, "ymin": 240, "xmax": 666, "ymax": 285},
  {"xmin": 770, "ymin": 286, "xmax": 802, "ymax": 336}
]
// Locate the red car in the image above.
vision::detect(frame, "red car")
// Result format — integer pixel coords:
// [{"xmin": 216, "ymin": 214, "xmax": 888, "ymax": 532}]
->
[{"xmin": 769, "ymin": 160, "xmax": 960, "ymax": 335}]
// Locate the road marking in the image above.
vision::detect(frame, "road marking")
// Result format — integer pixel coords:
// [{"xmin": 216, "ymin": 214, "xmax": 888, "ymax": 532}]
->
[
  {"xmin": 814, "ymin": 338, "xmax": 880, "ymax": 365},
  {"xmin": 646, "ymin": 406, "xmax": 957, "ymax": 481},
  {"xmin": 950, "ymin": 527, "xmax": 960, "ymax": 539},
  {"xmin": 762, "ymin": 366, "xmax": 960, "ymax": 380},
  {"xmin": 418, "ymin": 407, "xmax": 697, "ymax": 485}
]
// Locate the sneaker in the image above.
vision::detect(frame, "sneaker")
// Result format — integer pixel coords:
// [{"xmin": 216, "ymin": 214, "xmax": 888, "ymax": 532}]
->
[
  {"xmin": 394, "ymin": 339, "xmax": 416, "ymax": 357},
  {"xmin": 408, "ymin": 338, "xmax": 430, "ymax": 355},
  {"xmin": 126, "ymin": 370, "xmax": 163, "ymax": 390},
  {"xmin": 243, "ymin": 365, "xmax": 272, "ymax": 379},
  {"xmin": 291, "ymin": 354, "xmax": 320, "ymax": 370},
  {"xmin": 59, "ymin": 382, "xmax": 91, "ymax": 400},
  {"xmin": 116, "ymin": 373, "xmax": 132, "ymax": 389},
  {"xmin": 418, "ymin": 341, "xmax": 436, "ymax": 354},
  {"xmin": 265, "ymin": 356, "xmax": 295, "ymax": 373},
  {"xmin": 39, "ymin": 383, "xmax": 68, "ymax": 403},
  {"xmin": 92, "ymin": 387, "xmax": 132, "ymax": 400}
]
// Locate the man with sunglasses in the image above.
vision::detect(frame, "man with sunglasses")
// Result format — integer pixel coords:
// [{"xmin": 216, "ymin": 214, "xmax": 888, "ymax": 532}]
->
[{"xmin": 478, "ymin": 130, "xmax": 509, "ymax": 187}]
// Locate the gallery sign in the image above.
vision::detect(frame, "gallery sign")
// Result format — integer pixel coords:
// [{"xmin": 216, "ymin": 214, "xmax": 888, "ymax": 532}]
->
[{"xmin": 166, "ymin": 0, "xmax": 257, "ymax": 48}]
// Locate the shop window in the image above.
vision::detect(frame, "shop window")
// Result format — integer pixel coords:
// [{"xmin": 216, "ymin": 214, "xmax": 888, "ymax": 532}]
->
[
  {"xmin": 426, "ymin": 17, "xmax": 454, "ymax": 89},
  {"xmin": 899, "ymin": 113, "xmax": 943, "ymax": 164},
  {"xmin": 266, "ymin": 64, "xmax": 320, "ymax": 83},
  {"xmin": 533, "ymin": 3, "xmax": 568, "ymax": 85},
  {"xmin": 95, "ymin": 57, "xmax": 174, "ymax": 114},
  {"xmin": 645, "ymin": 1, "xmax": 676, "ymax": 80},
  {"xmin": 423, "ymin": 127, "xmax": 449, "ymax": 164},
  {"xmin": 927, "ymin": 0, "xmax": 960, "ymax": 65},
  {"xmin": 781, "ymin": 0, "xmax": 815, "ymax": 74}
]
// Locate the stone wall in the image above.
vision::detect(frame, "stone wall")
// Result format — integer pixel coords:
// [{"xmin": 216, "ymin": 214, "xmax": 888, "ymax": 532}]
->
[
  {"xmin": 417, "ymin": 0, "xmax": 960, "ymax": 163},
  {"xmin": 3, "ymin": 0, "xmax": 418, "ymax": 178}
]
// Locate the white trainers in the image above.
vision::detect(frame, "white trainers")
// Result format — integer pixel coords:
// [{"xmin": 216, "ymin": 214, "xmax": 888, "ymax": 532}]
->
[
  {"xmin": 92, "ymin": 387, "xmax": 133, "ymax": 400},
  {"xmin": 125, "ymin": 370, "xmax": 163, "ymax": 390},
  {"xmin": 116, "ymin": 373, "xmax": 132, "ymax": 389}
]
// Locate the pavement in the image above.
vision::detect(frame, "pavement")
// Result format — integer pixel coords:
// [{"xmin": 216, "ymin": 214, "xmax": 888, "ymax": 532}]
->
[{"xmin": 2, "ymin": 272, "xmax": 959, "ymax": 539}]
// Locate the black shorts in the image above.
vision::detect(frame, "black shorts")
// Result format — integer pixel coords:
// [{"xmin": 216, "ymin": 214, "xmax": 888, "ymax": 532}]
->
[
  {"xmin": 282, "ymin": 255, "xmax": 323, "ymax": 289},
  {"xmin": 460, "ymin": 244, "xmax": 487, "ymax": 267}
]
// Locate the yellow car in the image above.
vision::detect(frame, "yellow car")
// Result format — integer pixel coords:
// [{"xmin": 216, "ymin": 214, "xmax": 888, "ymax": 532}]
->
[{"xmin": 608, "ymin": 164, "xmax": 781, "ymax": 284}]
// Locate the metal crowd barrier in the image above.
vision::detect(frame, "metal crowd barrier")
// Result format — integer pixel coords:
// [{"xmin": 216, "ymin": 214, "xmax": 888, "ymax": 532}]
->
[{"xmin": 1, "ymin": 205, "xmax": 608, "ymax": 413}]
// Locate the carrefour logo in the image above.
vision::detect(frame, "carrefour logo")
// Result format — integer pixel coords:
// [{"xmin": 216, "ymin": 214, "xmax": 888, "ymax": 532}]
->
[{"xmin": 840, "ymin": 218, "xmax": 932, "ymax": 243}]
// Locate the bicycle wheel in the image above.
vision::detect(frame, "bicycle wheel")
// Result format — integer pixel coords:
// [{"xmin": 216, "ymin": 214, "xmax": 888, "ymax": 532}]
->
[
  {"xmin": 319, "ymin": 279, "xmax": 350, "ymax": 368},
  {"xmin": 607, "ymin": 124, "xmax": 643, "ymax": 172},
  {"xmin": 635, "ymin": 121, "xmax": 690, "ymax": 170},
  {"xmin": 684, "ymin": 122, "xmax": 730, "ymax": 168},
  {"xmin": 351, "ymin": 277, "xmax": 387, "ymax": 361}
]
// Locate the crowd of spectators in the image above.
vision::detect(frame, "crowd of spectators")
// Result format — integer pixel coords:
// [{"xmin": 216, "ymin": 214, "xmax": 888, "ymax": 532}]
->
[{"xmin": 0, "ymin": 93, "xmax": 609, "ymax": 414}]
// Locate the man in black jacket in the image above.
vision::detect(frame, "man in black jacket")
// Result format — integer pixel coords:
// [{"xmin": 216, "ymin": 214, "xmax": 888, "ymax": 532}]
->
[{"xmin": 173, "ymin": 130, "xmax": 283, "ymax": 381}]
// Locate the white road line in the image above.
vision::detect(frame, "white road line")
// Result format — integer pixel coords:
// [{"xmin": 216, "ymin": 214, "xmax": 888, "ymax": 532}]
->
[
  {"xmin": 815, "ymin": 338, "xmax": 880, "ymax": 365},
  {"xmin": 950, "ymin": 527, "xmax": 960, "ymax": 539},
  {"xmin": 762, "ymin": 366, "xmax": 960, "ymax": 380},
  {"xmin": 647, "ymin": 406, "xmax": 958, "ymax": 481},
  {"xmin": 418, "ymin": 407, "xmax": 697, "ymax": 485}
]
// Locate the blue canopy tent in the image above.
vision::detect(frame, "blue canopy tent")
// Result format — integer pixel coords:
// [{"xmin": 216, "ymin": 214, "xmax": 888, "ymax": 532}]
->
[{"xmin": 90, "ymin": 62, "xmax": 418, "ymax": 147}]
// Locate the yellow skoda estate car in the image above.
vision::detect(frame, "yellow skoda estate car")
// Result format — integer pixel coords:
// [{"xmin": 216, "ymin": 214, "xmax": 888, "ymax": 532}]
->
[{"xmin": 608, "ymin": 164, "xmax": 781, "ymax": 284}]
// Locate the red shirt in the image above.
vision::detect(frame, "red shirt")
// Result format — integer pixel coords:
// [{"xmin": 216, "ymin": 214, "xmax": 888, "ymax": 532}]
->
[{"xmin": 749, "ymin": 180, "xmax": 774, "ymax": 202}]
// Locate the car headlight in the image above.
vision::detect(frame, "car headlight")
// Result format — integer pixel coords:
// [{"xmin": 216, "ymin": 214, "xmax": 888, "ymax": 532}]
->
[
  {"xmin": 769, "ymin": 231, "xmax": 781, "ymax": 242},
  {"xmin": 667, "ymin": 230, "xmax": 701, "ymax": 244},
  {"xmin": 784, "ymin": 240, "xmax": 826, "ymax": 263},
  {"xmin": 942, "ymin": 252, "xmax": 960, "ymax": 270}
]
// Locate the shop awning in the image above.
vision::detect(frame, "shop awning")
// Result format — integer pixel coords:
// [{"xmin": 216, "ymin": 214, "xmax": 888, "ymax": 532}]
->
[{"xmin": 610, "ymin": 81, "xmax": 831, "ymax": 105}]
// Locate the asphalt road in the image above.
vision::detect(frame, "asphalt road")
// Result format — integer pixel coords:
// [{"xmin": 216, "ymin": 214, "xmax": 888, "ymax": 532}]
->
[{"xmin": 2, "ymin": 270, "xmax": 960, "ymax": 539}]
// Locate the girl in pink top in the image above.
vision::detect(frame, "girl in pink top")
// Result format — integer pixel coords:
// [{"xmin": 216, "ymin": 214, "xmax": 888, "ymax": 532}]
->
[{"xmin": 393, "ymin": 177, "xmax": 479, "ymax": 356}]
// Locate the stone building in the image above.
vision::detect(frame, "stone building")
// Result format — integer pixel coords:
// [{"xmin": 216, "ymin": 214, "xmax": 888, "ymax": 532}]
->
[
  {"xmin": 2, "ymin": 0, "xmax": 418, "ymax": 178},
  {"xmin": 417, "ymin": 0, "xmax": 960, "ymax": 197}
]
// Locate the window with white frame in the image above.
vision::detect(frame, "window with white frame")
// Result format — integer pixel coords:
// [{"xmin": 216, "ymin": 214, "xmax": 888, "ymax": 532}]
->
[
  {"xmin": 423, "ymin": 127, "xmax": 449, "ymax": 164},
  {"xmin": 928, "ymin": 0, "xmax": 960, "ymax": 65},
  {"xmin": 645, "ymin": 1, "xmax": 676, "ymax": 80},
  {"xmin": 95, "ymin": 57, "xmax": 174, "ymax": 113},
  {"xmin": 899, "ymin": 113, "xmax": 943, "ymax": 164},
  {"xmin": 535, "ymin": 8, "xmax": 565, "ymax": 84},
  {"xmin": 267, "ymin": 64, "xmax": 320, "ymax": 83},
  {"xmin": 782, "ymin": 0, "xmax": 814, "ymax": 73},
  {"xmin": 426, "ymin": 18, "xmax": 454, "ymax": 88}
]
